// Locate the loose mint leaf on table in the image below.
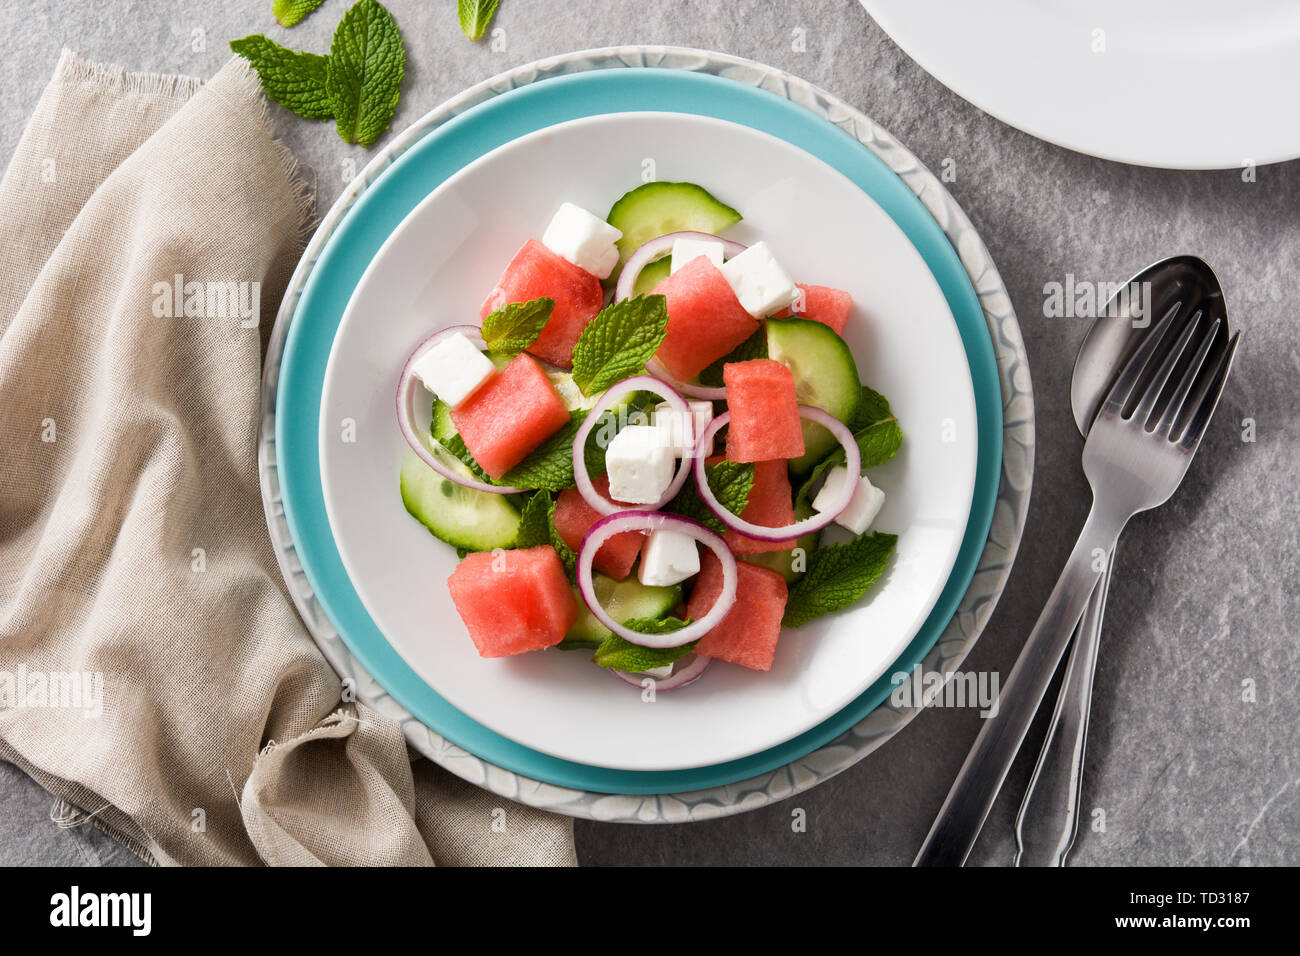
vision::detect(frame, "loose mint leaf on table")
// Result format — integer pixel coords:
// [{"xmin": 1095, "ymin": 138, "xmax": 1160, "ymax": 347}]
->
[
  {"xmin": 457, "ymin": 0, "xmax": 501, "ymax": 41},
  {"xmin": 229, "ymin": 35, "xmax": 333, "ymax": 120},
  {"xmin": 481, "ymin": 297, "xmax": 554, "ymax": 356},
  {"xmin": 665, "ymin": 459, "xmax": 753, "ymax": 533},
  {"xmin": 782, "ymin": 531, "xmax": 897, "ymax": 627},
  {"xmin": 698, "ymin": 326, "xmax": 768, "ymax": 387},
  {"xmin": 592, "ymin": 632, "xmax": 697, "ymax": 672},
  {"xmin": 326, "ymin": 0, "xmax": 405, "ymax": 146},
  {"xmin": 570, "ymin": 295, "xmax": 669, "ymax": 395},
  {"xmin": 546, "ymin": 497, "xmax": 576, "ymax": 576},
  {"xmin": 515, "ymin": 491, "xmax": 552, "ymax": 549},
  {"xmin": 273, "ymin": 0, "xmax": 326, "ymax": 28},
  {"xmin": 499, "ymin": 411, "xmax": 589, "ymax": 491}
]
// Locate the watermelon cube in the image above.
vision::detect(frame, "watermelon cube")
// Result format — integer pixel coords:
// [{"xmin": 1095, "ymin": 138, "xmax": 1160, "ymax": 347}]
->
[
  {"xmin": 450, "ymin": 352, "xmax": 570, "ymax": 479},
  {"xmin": 686, "ymin": 549, "xmax": 788, "ymax": 671},
  {"xmin": 651, "ymin": 256, "xmax": 759, "ymax": 381},
  {"xmin": 479, "ymin": 239, "xmax": 604, "ymax": 369},
  {"xmin": 776, "ymin": 284, "xmax": 853, "ymax": 335},
  {"xmin": 722, "ymin": 458, "xmax": 798, "ymax": 555},
  {"xmin": 448, "ymin": 546, "xmax": 579, "ymax": 657},
  {"xmin": 722, "ymin": 359, "xmax": 805, "ymax": 462},
  {"xmin": 553, "ymin": 476, "xmax": 645, "ymax": 580}
]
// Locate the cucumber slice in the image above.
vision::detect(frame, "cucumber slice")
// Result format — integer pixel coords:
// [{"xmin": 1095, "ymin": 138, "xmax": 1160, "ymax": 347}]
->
[
  {"xmin": 558, "ymin": 574, "xmax": 682, "ymax": 649},
  {"xmin": 633, "ymin": 256, "xmax": 672, "ymax": 295},
  {"xmin": 765, "ymin": 317, "xmax": 863, "ymax": 474},
  {"xmin": 605, "ymin": 181, "xmax": 741, "ymax": 283},
  {"xmin": 399, "ymin": 436, "xmax": 520, "ymax": 552},
  {"xmin": 741, "ymin": 501, "xmax": 820, "ymax": 582}
]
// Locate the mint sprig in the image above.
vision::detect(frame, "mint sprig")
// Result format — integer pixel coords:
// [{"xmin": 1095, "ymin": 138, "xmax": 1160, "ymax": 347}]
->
[
  {"xmin": 232, "ymin": 0, "xmax": 405, "ymax": 147},
  {"xmin": 481, "ymin": 297, "xmax": 553, "ymax": 356},
  {"xmin": 592, "ymin": 633, "xmax": 697, "ymax": 672},
  {"xmin": 457, "ymin": 0, "xmax": 501, "ymax": 40},
  {"xmin": 570, "ymin": 295, "xmax": 669, "ymax": 396},
  {"xmin": 273, "ymin": 0, "xmax": 325, "ymax": 27},
  {"xmin": 229, "ymin": 36, "xmax": 333, "ymax": 120},
  {"xmin": 782, "ymin": 531, "xmax": 897, "ymax": 627}
]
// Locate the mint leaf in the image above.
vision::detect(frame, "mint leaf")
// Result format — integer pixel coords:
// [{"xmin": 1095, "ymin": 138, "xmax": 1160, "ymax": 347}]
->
[
  {"xmin": 230, "ymin": 35, "xmax": 333, "ymax": 120},
  {"xmin": 546, "ymin": 497, "xmax": 576, "ymax": 576},
  {"xmin": 698, "ymin": 326, "xmax": 768, "ymax": 387},
  {"xmin": 457, "ymin": 0, "xmax": 501, "ymax": 40},
  {"xmin": 499, "ymin": 411, "xmax": 588, "ymax": 491},
  {"xmin": 570, "ymin": 295, "xmax": 669, "ymax": 396},
  {"xmin": 327, "ymin": 0, "xmax": 405, "ymax": 147},
  {"xmin": 783, "ymin": 532, "xmax": 897, "ymax": 627},
  {"xmin": 273, "ymin": 0, "xmax": 325, "ymax": 27},
  {"xmin": 516, "ymin": 491, "xmax": 552, "ymax": 549},
  {"xmin": 665, "ymin": 460, "xmax": 754, "ymax": 533},
  {"xmin": 592, "ymin": 634, "xmax": 697, "ymax": 672},
  {"xmin": 481, "ymin": 297, "xmax": 553, "ymax": 356}
]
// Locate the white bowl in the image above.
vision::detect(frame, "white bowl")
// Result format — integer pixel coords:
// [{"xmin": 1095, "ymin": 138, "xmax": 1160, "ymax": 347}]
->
[{"xmin": 319, "ymin": 111, "xmax": 977, "ymax": 771}]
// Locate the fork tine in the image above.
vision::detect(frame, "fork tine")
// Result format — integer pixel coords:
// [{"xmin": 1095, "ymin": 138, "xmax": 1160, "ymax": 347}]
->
[
  {"xmin": 1102, "ymin": 300, "xmax": 1183, "ymax": 416},
  {"xmin": 1155, "ymin": 317, "xmax": 1222, "ymax": 436},
  {"xmin": 1134, "ymin": 309, "xmax": 1204, "ymax": 428},
  {"xmin": 1178, "ymin": 331, "xmax": 1240, "ymax": 451}
]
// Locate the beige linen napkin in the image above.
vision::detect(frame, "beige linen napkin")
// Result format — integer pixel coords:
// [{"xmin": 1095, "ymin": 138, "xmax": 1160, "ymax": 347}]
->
[{"xmin": 0, "ymin": 50, "xmax": 575, "ymax": 867}]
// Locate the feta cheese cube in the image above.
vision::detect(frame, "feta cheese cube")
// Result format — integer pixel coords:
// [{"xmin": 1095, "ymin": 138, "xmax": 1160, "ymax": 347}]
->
[
  {"xmin": 640, "ymin": 663, "xmax": 675, "ymax": 680},
  {"xmin": 410, "ymin": 332, "xmax": 497, "ymax": 408},
  {"xmin": 718, "ymin": 240, "xmax": 799, "ymax": 318},
  {"xmin": 812, "ymin": 465, "xmax": 886, "ymax": 535},
  {"xmin": 638, "ymin": 528, "xmax": 701, "ymax": 587},
  {"xmin": 605, "ymin": 425, "xmax": 676, "ymax": 504},
  {"xmin": 541, "ymin": 202, "xmax": 623, "ymax": 279},
  {"xmin": 670, "ymin": 236, "xmax": 726, "ymax": 274},
  {"xmin": 652, "ymin": 400, "xmax": 715, "ymax": 457}
]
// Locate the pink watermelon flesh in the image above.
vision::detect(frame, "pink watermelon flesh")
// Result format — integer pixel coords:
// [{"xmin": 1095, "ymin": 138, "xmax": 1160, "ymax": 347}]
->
[
  {"xmin": 651, "ymin": 257, "xmax": 759, "ymax": 381},
  {"xmin": 686, "ymin": 549, "xmax": 788, "ymax": 671},
  {"xmin": 448, "ymin": 546, "xmax": 579, "ymax": 657},
  {"xmin": 722, "ymin": 359, "xmax": 805, "ymax": 462},
  {"xmin": 719, "ymin": 458, "xmax": 798, "ymax": 555},
  {"xmin": 775, "ymin": 284, "xmax": 853, "ymax": 335},
  {"xmin": 553, "ymin": 476, "xmax": 645, "ymax": 580},
  {"xmin": 479, "ymin": 239, "xmax": 604, "ymax": 369},
  {"xmin": 449, "ymin": 352, "xmax": 570, "ymax": 479}
]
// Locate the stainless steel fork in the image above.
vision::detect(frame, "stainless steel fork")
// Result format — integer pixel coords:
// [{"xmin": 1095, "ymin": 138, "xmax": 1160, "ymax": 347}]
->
[{"xmin": 914, "ymin": 305, "xmax": 1240, "ymax": 866}]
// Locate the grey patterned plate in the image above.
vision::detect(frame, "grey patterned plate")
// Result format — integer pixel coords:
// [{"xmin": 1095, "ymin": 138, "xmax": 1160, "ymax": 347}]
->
[{"xmin": 257, "ymin": 46, "xmax": 1034, "ymax": 822}]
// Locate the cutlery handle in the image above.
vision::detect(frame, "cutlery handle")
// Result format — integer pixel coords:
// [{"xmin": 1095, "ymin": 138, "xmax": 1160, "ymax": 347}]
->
[
  {"xmin": 913, "ymin": 503, "xmax": 1126, "ymax": 866},
  {"xmin": 1013, "ymin": 549, "xmax": 1112, "ymax": 866}
]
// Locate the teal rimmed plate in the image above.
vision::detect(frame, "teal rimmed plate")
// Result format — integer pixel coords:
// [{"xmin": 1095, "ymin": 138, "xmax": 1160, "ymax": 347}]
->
[{"xmin": 258, "ymin": 47, "xmax": 1034, "ymax": 817}]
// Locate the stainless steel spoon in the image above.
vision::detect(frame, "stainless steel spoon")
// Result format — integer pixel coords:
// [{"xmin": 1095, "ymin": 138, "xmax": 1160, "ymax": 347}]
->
[{"xmin": 1013, "ymin": 256, "xmax": 1227, "ymax": 866}]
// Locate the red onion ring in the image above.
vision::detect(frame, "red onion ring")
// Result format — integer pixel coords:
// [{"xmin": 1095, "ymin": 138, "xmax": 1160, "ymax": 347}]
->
[
  {"xmin": 614, "ymin": 654, "xmax": 711, "ymax": 691},
  {"xmin": 694, "ymin": 406, "xmax": 861, "ymax": 540},
  {"xmin": 577, "ymin": 511, "xmax": 737, "ymax": 648},
  {"xmin": 396, "ymin": 325, "xmax": 530, "ymax": 495},
  {"xmin": 614, "ymin": 231, "xmax": 748, "ymax": 303},
  {"xmin": 571, "ymin": 374, "xmax": 692, "ymax": 516}
]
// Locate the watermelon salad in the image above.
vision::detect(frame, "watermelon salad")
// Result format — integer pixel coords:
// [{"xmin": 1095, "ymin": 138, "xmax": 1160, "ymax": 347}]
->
[{"xmin": 396, "ymin": 181, "xmax": 903, "ymax": 690}]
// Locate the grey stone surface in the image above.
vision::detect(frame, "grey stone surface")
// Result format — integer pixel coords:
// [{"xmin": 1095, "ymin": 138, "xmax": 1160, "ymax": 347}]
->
[{"xmin": 1, "ymin": 0, "xmax": 1296, "ymax": 866}]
